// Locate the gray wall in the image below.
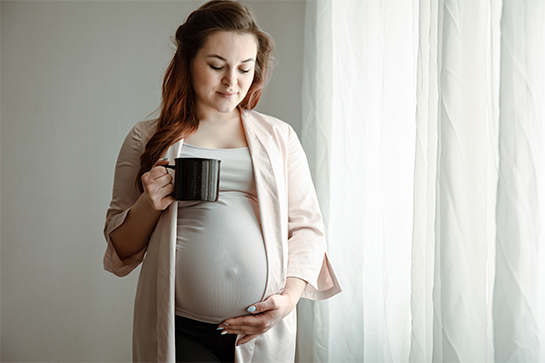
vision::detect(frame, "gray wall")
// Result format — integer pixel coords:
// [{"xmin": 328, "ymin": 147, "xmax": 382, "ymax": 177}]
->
[{"xmin": 0, "ymin": 1, "xmax": 305, "ymax": 361}]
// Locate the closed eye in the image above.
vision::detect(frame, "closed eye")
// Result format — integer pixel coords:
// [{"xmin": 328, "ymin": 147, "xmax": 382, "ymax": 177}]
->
[
  {"xmin": 209, "ymin": 65, "xmax": 224, "ymax": 71},
  {"xmin": 239, "ymin": 69, "xmax": 250, "ymax": 74}
]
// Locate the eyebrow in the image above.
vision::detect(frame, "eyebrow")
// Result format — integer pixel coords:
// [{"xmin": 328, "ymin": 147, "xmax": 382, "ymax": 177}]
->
[{"xmin": 206, "ymin": 54, "xmax": 255, "ymax": 63}]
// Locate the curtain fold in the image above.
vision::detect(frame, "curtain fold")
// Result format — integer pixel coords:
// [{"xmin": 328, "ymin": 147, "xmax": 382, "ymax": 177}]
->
[
  {"xmin": 410, "ymin": 0, "xmax": 439, "ymax": 361},
  {"xmin": 299, "ymin": 0, "xmax": 416, "ymax": 361},
  {"xmin": 298, "ymin": 0, "xmax": 545, "ymax": 362},
  {"xmin": 297, "ymin": 1, "xmax": 335, "ymax": 361},
  {"xmin": 429, "ymin": 1, "xmax": 495, "ymax": 361},
  {"xmin": 493, "ymin": 1, "xmax": 545, "ymax": 362}
]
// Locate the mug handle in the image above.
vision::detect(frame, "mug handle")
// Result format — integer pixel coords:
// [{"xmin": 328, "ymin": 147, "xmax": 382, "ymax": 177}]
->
[{"xmin": 163, "ymin": 164, "xmax": 176, "ymax": 197}]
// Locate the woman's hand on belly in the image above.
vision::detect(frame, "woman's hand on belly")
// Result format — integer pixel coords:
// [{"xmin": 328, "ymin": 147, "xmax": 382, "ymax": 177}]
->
[{"xmin": 217, "ymin": 277, "xmax": 307, "ymax": 346}]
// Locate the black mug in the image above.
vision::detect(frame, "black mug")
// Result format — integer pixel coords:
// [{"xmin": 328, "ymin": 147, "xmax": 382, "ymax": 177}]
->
[{"xmin": 164, "ymin": 158, "xmax": 221, "ymax": 202}]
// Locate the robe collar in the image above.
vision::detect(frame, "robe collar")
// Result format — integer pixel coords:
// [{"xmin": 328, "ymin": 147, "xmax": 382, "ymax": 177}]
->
[{"xmin": 240, "ymin": 109, "xmax": 285, "ymax": 298}]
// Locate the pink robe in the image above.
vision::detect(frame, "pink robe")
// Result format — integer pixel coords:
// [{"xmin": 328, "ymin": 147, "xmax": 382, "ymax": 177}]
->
[{"xmin": 103, "ymin": 109, "xmax": 341, "ymax": 362}]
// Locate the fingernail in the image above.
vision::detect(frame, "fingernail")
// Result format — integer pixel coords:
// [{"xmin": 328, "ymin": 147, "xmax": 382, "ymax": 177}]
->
[
  {"xmin": 162, "ymin": 157, "xmax": 168, "ymax": 161},
  {"xmin": 223, "ymin": 323, "xmax": 229, "ymax": 326},
  {"xmin": 221, "ymin": 331, "xmax": 228, "ymax": 335},
  {"xmin": 217, "ymin": 327, "xmax": 224, "ymax": 330},
  {"xmin": 247, "ymin": 306, "xmax": 256, "ymax": 313}
]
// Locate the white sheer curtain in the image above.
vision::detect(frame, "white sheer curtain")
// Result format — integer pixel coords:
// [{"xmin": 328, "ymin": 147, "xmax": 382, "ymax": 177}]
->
[{"xmin": 296, "ymin": 1, "xmax": 545, "ymax": 362}]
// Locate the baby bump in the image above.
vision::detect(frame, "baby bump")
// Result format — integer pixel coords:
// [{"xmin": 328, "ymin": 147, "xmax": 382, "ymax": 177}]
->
[{"xmin": 175, "ymin": 193, "xmax": 267, "ymax": 323}]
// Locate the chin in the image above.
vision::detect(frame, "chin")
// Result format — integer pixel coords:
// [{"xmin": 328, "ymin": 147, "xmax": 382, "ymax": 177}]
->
[{"xmin": 215, "ymin": 102, "xmax": 241, "ymax": 114}]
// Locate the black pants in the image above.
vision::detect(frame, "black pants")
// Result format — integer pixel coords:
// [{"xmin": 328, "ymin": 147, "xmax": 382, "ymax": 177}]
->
[{"xmin": 175, "ymin": 315, "xmax": 237, "ymax": 363}]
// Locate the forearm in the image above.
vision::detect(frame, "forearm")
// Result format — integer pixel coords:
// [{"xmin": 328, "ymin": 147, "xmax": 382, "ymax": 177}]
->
[
  {"xmin": 281, "ymin": 277, "xmax": 307, "ymax": 307},
  {"xmin": 109, "ymin": 194, "xmax": 163, "ymax": 260}
]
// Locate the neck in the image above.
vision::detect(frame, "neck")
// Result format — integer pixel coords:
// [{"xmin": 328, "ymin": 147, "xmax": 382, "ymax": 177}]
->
[{"xmin": 196, "ymin": 106, "xmax": 240, "ymax": 125}]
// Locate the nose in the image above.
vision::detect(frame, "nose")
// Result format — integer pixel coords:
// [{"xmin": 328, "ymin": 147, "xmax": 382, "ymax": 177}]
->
[{"xmin": 222, "ymin": 69, "xmax": 237, "ymax": 87}]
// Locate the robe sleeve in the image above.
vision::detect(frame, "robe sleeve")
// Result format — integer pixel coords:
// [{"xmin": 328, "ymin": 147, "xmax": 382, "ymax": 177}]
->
[
  {"xmin": 103, "ymin": 121, "xmax": 152, "ymax": 277},
  {"xmin": 285, "ymin": 126, "xmax": 341, "ymax": 300}
]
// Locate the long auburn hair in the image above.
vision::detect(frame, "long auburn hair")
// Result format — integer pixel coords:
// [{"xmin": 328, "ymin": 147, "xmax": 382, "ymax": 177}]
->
[{"xmin": 136, "ymin": 0, "xmax": 274, "ymax": 192}]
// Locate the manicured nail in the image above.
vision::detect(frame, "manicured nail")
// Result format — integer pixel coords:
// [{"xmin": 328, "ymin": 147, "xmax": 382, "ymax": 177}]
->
[
  {"xmin": 162, "ymin": 157, "xmax": 168, "ymax": 161},
  {"xmin": 247, "ymin": 306, "xmax": 256, "ymax": 313},
  {"xmin": 217, "ymin": 327, "xmax": 224, "ymax": 330},
  {"xmin": 221, "ymin": 331, "xmax": 228, "ymax": 335}
]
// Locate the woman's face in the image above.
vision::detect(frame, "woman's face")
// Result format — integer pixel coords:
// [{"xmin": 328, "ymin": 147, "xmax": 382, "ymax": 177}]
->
[{"xmin": 191, "ymin": 31, "xmax": 258, "ymax": 118}]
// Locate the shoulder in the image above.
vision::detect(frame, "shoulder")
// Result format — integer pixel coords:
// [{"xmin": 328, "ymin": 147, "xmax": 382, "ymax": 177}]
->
[
  {"xmin": 130, "ymin": 118, "xmax": 158, "ymax": 143},
  {"xmin": 117, "ymin": 119, "xmax": 158, "ymax": 158}
]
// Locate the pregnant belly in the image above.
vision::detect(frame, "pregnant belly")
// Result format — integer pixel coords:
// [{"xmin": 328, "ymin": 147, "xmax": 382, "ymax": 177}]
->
[{"xmin": 175, "ymin": 193, "xmax": 267, "ymax": 323}]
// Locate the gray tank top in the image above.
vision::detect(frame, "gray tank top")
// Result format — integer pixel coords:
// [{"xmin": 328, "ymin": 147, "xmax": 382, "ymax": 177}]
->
[{"xmin": 175, "ymin": 143, "xmax": 267, "ymax": 323}]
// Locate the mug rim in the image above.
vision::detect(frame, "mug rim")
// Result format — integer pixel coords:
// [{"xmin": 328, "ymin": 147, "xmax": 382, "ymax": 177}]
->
[{"xmin": 173, "ymin": 157, "xmax": 221, "ymax": 162}]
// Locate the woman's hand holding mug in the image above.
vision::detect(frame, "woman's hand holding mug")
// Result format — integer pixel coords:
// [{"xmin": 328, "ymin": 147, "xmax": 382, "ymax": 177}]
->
[{"xmin": 141, "ymin": 158, "xmax": 175, "ymax": 211}]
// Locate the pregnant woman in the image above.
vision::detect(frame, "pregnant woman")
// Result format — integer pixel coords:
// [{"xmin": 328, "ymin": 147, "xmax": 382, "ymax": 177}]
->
[{"xmin": 103, "ymin": 1, "xmax": 341, "ymax": 362}]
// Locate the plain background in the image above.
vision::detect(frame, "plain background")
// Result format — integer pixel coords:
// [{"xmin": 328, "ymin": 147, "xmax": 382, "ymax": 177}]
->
[{"xmin": 0, "ymin": 1, "xmax": 306, "ymax": 361}]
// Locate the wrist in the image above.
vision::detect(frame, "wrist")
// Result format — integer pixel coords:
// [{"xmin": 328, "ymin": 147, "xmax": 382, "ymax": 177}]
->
[
  {"xmin": 282, "ymin": 291, "xmax": 300, "ymax": 308},
  {"xmin": 281, "ymin": 277, "xmax": 307, "ymax": 307},
  {"xmin": 136, "ymin": 193, "xmax": 163, "ymax": 216}
]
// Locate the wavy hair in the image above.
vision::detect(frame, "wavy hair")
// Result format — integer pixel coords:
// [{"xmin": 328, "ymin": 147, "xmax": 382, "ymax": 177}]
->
[{"xmin": 136, "ymin": 0, "xmax": 274, "ymax": 192}]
